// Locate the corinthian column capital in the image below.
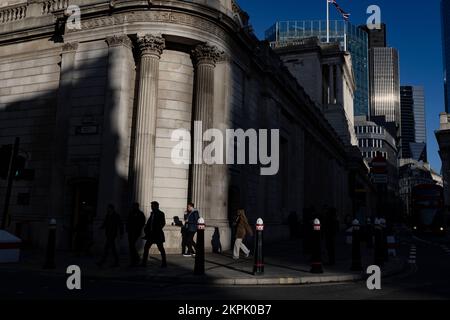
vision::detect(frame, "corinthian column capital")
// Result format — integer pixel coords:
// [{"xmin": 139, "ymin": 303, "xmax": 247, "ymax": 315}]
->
[
  {"xmin": 62, "ymin": 42, "xmax": 78, "ymax": 52},
  {"xmin": 106, "ymin": 34, "xmax": 133, "ymax": 49},
  {"xmin": 136, "ymin": 33, "xmax": 165, "ymax": 57},
  {"xmin": 191, "ymin": 43, "xmax": 223, "ymax": 66}
]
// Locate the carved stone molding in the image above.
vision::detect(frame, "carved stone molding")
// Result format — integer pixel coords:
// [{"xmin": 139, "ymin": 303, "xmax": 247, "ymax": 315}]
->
[
  {"xmin": 136, "ymin": 33, "xmax": 165, "ymax": 57},
  {"xmin": 105, "ymin": 34, "xmax": 132, "ymax": 48},
  {"xmin": 191, "ymin": 43, "xmax": 223, "ymax": 66},
  {"xmin": 71, "ymin": 11, "xmax": 229, "ymax": 43},
  {"xmin": 62, "ymin": 42, "xmax": 78, "ymax": 52}
]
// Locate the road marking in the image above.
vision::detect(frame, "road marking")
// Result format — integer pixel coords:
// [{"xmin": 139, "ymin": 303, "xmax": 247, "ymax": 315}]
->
[{"xmin": 408, "ymin": 259, "xmax": 416, "ymax": 264}]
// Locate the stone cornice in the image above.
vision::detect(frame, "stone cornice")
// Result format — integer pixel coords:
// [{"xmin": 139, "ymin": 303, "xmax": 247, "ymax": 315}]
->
[{"xmin": 136, "ymin": 33, "xmax": 165, "ymax": 57}]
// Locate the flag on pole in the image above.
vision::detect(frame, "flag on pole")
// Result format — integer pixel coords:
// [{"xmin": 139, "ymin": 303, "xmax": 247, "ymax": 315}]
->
[{"xmin": 328, "ymin": 0, "xmax": 351, "ymax": 21}]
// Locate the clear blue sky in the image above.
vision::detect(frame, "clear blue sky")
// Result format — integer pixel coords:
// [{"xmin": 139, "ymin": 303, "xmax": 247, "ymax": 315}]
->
[{"xmin": 238, "ymin": 0, "xmax": 444, "ymax": 172}]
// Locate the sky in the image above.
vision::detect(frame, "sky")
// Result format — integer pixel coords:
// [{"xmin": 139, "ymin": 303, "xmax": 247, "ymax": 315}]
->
[{"xmin": 238, "ymin": 0, "xmax": 444, "ymax": 173}]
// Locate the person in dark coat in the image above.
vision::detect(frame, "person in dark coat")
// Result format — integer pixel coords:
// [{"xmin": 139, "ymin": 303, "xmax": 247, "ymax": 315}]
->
[
  {"xmin": 97, "ymin": 204, "xmax": 123, "ymax": 267},
  {"xmin": 141, "ymin": 201, "xmax": 167, "ymax": 268},
  {"xmin": 184, "ymin": 202, "xmax": 200, "ymax": 257},
  {"xmin": 323, "ymin": 207, "xmax": 339, "ymax": 265},
  {"xmin": 126, "ymin": 202, "xmax": 146, "ymax": 266}
]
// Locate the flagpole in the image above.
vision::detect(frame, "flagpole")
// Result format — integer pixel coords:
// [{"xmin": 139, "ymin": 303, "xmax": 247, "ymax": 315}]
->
[{"xmin": 326, "ymin": 0, "xmax": 330, "ymax": 43}]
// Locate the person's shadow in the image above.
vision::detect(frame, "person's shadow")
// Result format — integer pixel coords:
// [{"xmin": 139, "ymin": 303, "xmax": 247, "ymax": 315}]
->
[
  {"xmin": 211, "ymin": 227, "xmax": 222, "ymax": 254},
  {"xmin": 172, "ymin": 216, "xmax": 183, "ymax": 227}
]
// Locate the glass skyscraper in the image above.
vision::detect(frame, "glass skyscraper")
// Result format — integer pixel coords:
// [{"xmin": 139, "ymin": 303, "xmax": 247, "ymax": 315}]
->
[
  {"xmin": 369, "ymin": 47, "xmax": 401, "ymax": 126},
  {"xmin": 400, "ymin": 86, "xmax": 427, "ymax": 161},
  {"xmin": 265, "ymin": 20, "xmax": 369, "ymax": 117},
  {"xmin": 442, "ymin": 0, "xmax": 450, "ymax": 113}
]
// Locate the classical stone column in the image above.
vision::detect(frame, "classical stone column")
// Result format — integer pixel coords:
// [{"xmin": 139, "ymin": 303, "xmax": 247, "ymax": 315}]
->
[
  {"xmin": 97, "ymin": 34, "xmax": 134, "ymax": 218},
  {"xmin": 190, "ymin": 43, "xmax": 222, "ymax": 219},
  {"xmin": 132, "ymin": 34, "xmax": 165, "ymax": 216}
]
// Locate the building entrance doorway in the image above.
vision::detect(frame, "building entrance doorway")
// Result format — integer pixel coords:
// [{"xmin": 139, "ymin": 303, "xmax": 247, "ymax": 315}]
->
[{"xmin": 69, "ymin": 178, "xmax": 98, "ymax": 253}]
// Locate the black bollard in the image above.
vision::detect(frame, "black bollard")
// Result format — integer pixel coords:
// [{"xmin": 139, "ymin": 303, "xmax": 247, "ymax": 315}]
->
[
  {"xmin": 43, "ymin": 218, "xmax": 56, "ymax": 269},
  {"xmin": 351, "ymin": 219, "xmax": 363, "ymax": 271},
  {"xmin": 374, "ymin": 218, "xmax": 384, "ymax": 267},
  {"xmin": 366, "ymin": 218, "xmax": 374, "ymax": 249},
  {"xmin": 194, "ymin": 217, "xmax": 205, "ymax": 275},
  {"xmin": 310, "ymin": 218, "xmax": 324, "ymax": 274},
  {"xmin": 253, "ymin": 218, "xmax": 264, "ymax": 275}
]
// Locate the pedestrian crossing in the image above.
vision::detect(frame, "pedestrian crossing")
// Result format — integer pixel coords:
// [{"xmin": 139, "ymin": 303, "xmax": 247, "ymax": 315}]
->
[{"xmin": 408, "ymin": 244, "xmax": 416, "ymax": 264}]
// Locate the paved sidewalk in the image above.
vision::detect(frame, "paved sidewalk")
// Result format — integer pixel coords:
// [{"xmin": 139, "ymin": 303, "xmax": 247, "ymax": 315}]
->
[{"xmin": 0, "ymin": 237, "xmax": 406, "ymax": 286}]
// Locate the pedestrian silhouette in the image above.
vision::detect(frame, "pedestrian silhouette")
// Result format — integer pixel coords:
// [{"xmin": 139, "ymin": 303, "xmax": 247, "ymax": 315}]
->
[
  {"xmin": 184, "ymin": 202, "xmax": 199, "ymax": 257},
  {"xmin": 324, "ymin": 207, "xmax": 339, "ymax": 265},
  {"xmin": 211, "ymin": 227, "xmax": 222, "ymax": 253},
  {"xmin": 232, "ymin": 209, "xmax": 253, "ymax": 260},
  {"xmin": 173, "ymin": 215, "xmax": 187, "ymax": 255},
  {"xmin": 97, "ymin": 204, "xmax": 123, "ymax": 267},
  {"xmin": 141, "ymin": 201, "xmax": 167, "ymax": 268},
  {"xmin": 126, "ymin": 202, "xmax": 146, "ymax": 267}
]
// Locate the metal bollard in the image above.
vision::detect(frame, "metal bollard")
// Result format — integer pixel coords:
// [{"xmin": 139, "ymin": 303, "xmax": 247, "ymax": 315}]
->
[
  {"xmin": 310, "ymin": 218, "xmax": 324, "ymax": 274},
  {"xmin": 253, "ymin": 218, "xmax": 264, "ymax": 275},
  {"xmin": 194, "ymin": 217, "xmax": 205, "ymax": 275},
  {"xmin": 351, "ymin": 219, "xmax": 362, "ymax": 271},
  {"xmin": 374, "ymin": 218, "xmax": 384, "ymax": 267},
  {"xmin": 43, "ymin": 218, "xmax": 56, "ymax": 269}
]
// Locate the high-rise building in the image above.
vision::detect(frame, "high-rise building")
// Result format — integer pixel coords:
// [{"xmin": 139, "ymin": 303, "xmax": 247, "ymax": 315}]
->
[
  {"xmin": 400, "ymin": 86, "xmax": 427, "ymax": 161},
  {"xmin": 361, "ymin": 23, "xmax": 387, "ymax": 48},
  {"xmin": 369, "ymin": 47, "xmax": 401, "ymax": 127},
  {"xmin": 442, "ymin": 0, "xmax": 450, "ymax": 113},
  {"xmin": 265, "ymin": 20, "xmax": 369, "ymax": 117}
]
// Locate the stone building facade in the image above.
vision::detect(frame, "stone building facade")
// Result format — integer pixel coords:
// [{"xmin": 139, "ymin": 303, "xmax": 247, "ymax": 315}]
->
[{"xmin": 1, "ymin": 0, "xmax": 357, "ymax": 252}]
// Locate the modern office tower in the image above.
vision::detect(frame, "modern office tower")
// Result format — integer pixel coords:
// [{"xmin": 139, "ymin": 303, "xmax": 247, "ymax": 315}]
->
[
  {"xmin": 442, "ymin": 0, "xmax": 450, "ymax": 112},
  {"xmin": 369, "ymin": 47, "xmax": 401, "ymax": 127},
  {"xmin": 265, "ymin": 20, "xmax": 369, "ymax": 117},
  {"xmin": 360, "ymin": 23, "xmax": 387, "ymax": 48},
  {"xmin": 400, "ymin": 86, "xmax": 427, "ymax": 161}
]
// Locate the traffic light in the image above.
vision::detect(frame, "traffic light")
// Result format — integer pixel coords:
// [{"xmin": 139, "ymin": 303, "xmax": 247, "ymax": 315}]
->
[
  {"xmin": 14, "ymin": 155, "xmax": 34, "ymax": 181},
  {"xmin": 0, "ymin": 144, "xmax": 12, "ymax": 179}
]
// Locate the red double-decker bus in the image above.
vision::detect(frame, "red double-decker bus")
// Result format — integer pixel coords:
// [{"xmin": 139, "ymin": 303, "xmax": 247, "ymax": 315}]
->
[{"xmin": 411, "ymin": 184, "xmax": 446, "ymax": 235}]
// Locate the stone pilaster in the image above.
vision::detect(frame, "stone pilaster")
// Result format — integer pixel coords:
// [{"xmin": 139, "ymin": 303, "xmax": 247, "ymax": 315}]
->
[
  {"xmin": 49, "ymin": 42, "xmax": 78, "ymax": 231},
  {"xmin": 97, "ymin": 35, "xmax": 134, "ymax": 218},
  {"xmin": 190, "ymin": 43, "xmax": 222, "ymax": 220},
  {"xmin": 132, "ymin": 33, "xmax": 165, "ymax": 216}
]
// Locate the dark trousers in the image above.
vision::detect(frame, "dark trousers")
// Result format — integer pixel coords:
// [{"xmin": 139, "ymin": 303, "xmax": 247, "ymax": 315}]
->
[
  {"xmin": 99, "ymin": 237, "xmax": 119, "ymax": 265},
  {"xmin": 181, "ymin": 230, "xmax": 188, "ymax": 254},
  {"xmin": 142, "ymin": 240, "xmax": 167, "ymax": 266},
  {"xmin": 325, "ymin": 236, "xmax": 336, "ymax": 265},
  {"xmin": 186, "ymin": 231, "xmax": 197, "ymax": 254},
  {"xmin": 128, "ymin": 234, "xmax": 140, "ymax": 265}
]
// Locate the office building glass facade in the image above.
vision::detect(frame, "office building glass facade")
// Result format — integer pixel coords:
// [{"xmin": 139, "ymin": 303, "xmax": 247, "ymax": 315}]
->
[{"xmin": 265, "ymin": 20, "xmax": 369, "ymax": 117}]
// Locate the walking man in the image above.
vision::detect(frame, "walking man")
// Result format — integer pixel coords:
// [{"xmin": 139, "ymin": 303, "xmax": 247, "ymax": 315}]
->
[
  {"xmin": 184, "ymin": 202, "xmax": 199, "ymax": 257},
  {"xmin": 98, "ymin": 204, "xmax": 123, "ymax": 267},
  {"xmin": 141, "ymin": 201, "xmax": 167, "ymax": 268},
  {"xmin": 126, "ymin": 202, "xmax": 146, "ymax": 266},
  {"xmin": 233, "ymin": 209, "xmax": 253, "ymax": 260}
]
